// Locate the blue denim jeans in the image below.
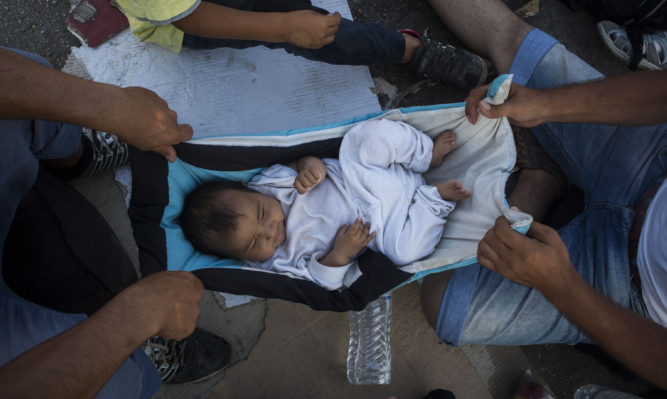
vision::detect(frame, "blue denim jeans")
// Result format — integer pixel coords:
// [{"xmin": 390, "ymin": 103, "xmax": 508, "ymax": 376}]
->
[
  {"xmin": 0, "ymin": 48, "xmax": 161, "ymax": 398},
  {"xmin": 435, "ymin": 29, "xmax": 667, "ymax": 346}
]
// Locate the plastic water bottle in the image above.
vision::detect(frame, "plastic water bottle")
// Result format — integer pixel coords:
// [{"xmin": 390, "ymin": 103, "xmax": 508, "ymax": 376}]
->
[
  {"xmin": 346, "ymin": 293, "xmax": 392, "ymax": 385},
  {"xmin": 574, "ymin": 384, "xmax": 642, "ymax": 398}
]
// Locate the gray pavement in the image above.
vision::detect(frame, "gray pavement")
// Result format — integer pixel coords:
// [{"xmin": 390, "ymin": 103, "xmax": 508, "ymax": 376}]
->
[{"xmin": 1, "ymin": 0, "xmax": 664, "ymax": 398}]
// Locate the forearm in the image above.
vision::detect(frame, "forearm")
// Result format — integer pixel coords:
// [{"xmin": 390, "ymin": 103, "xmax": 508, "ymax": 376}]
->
[
  {"xmin": 173, "ymin": 2, "xmax": 294, "ymax": 43},
  {"xmin": 544, "ymin": 270, "xmax": 667, "ymax": 388},
  {"xmin": 532, "ymin": 70, "xmax": 667, "ymax": 126},
  {"xmin": 0, "ymin": 286, "xmax": 159, "ymax": 398},
  {"xmin": 2, "ymin": 48, "xmax": 193, "ymax": 160},
  {"xmin": 0, "ymin": 48, "xmax": 126, "ymax": 129}
]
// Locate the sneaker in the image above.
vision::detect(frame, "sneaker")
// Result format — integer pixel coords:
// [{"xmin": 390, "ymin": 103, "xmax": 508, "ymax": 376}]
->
[
  {"xmin": 142, "ymin": 328, "xmax": 231, "ymax": 385},
  {"xmin": 597, "ymin": 20, "xmax": 667, "ymax": 70},
  {"xmin": 402, "ymin": 30, "xmax": 488, "ymax": 89},
  {"xmin": 81, "ymin": 127, "xmax": 130, "ymax": 177}
]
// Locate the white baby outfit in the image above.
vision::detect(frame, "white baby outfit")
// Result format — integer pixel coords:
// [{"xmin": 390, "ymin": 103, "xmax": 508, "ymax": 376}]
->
[{"xmin": 247, "ymin": 119, "xmax": 455, "ymax": 290}]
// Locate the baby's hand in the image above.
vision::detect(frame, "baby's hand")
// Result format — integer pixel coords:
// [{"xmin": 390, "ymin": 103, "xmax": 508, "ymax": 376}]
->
[
  {"xmin": 334, "ymin": 218, "xmax": 375, "ymax": 260},
  {"xmin": 284, "ymin": 10, "xmax": 341, "ymax": 49},
  {"xmin": 319, "ymin": 218, "xmax": 375, "ymax": 267},
  {"xmin": 293, "ymin": 156, "xmax": 326, "ymax": 194},
  {"xmin": 294, "ymin": 166, "xmax": 323, "ymax": 194}
]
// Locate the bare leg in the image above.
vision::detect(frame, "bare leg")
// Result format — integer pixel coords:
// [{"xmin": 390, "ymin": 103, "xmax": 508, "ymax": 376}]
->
[
  {"xmin": 421, "ymin": 270, "xmax": 455, "ymax": 329},
  {"xmin": 507, "ymin": 169, "xmax": 563, "ymax": 222},
  {"xmin": 436, "ymin": 180, "xmax": 471, "ymax": 201},
  {"xmin": 425, "ymin": 0, "xmax": 533, "ymax": 74},
  {"xmin": 430, "ymin": 130, "xmax": 457, "ymax": 169},
  {"xmin": 400, "ymin": 33, "xmax": 422, "ymax": 63}
]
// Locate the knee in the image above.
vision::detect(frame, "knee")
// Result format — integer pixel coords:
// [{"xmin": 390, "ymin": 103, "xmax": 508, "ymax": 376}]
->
[{"xmin": 420, "ymin": 271, "xmax": 453, "ymax": 330}]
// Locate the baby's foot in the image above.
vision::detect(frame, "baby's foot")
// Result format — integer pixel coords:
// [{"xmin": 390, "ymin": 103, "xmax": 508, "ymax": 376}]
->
[
  {"xmin": 430, "ymin": 130, "xmax": 457, "ymax": 169},
  {"xmin": 436, "ymin": 180, "xmax": 471, "ymax": 201}
]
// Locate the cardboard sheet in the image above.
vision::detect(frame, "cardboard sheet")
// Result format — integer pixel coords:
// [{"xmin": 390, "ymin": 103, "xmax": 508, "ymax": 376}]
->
[{"xmin": 70, "ymin": 0, "xmax": 382, "ymax": 139}]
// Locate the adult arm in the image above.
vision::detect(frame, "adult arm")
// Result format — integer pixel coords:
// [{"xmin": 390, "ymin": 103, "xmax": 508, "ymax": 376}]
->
[
  {"xmin": 0, "ymin": 271, "xmax": 204, "ymax": 399},
  {"xmin": 477, "ymin": 217, "xmax": 667, "ymax": 389},
  {"xmin": 172, "ymin": 2, "xmax": 341, "ymax": 49},
  {"xmin": 465, "ymin": 70, "xmax": 667, "ymax": 127},
  {"xmin": 0, "ymin": 48, "xmax": 193, "ymax": 162}
]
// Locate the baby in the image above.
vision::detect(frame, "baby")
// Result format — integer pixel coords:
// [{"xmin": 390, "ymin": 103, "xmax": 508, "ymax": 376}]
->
[{"xmin": 181, "ymin": 119, "xmax": 470, "ymax": 290}]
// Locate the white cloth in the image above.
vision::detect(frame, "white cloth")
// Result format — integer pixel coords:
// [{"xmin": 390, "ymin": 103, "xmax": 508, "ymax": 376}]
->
[
  {"xmin": 637, "ymin": 179, "xmax": 667, "ymax": 326},
  {"xmin": 247, "ymin": 120, "xmax": 455, "ymax": 290}
]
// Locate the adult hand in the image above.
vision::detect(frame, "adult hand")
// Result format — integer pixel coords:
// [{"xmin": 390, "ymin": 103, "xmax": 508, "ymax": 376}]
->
[
  {"xmin": 478, "ymin": 217, "xmax": 667, "ymax": 390},
  {"xmin": 114, "ymin": 271, "xmax": 204, "ymax": 339},
  {"xmin": 0, "ymin": 270, "xmax": 204, "ymax": 398},
  {"xmin": 477, "ymin": 216, "xmax": 576, "ymax": 297},
  {"xmin": 466, "ymin": 71, "xmax": 667, "ymax": 127},
  {"xmin": 1, "ymin": 49, "xmax": 193, "ymax": 162},
  {"xmin": 284, "ymin": 11, "xmax": 341, "ymax": 49},
  {"xmin": 464, "ymin": 83, "xmax": 549, "ymax": 127},
  {"xmin": 106, "ymin": 86, "xmax": 194, "ymax": 162}
]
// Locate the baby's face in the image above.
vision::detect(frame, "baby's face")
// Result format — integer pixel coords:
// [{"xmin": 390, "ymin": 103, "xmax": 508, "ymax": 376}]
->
[{"xmin": 221, "ymin": 190, "xmax": 286, "ymax": 262}]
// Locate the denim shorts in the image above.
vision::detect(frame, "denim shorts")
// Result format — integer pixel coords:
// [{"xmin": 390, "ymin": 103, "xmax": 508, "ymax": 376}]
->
[{"xmin": 435, "ymin": 29, "xmax": 667, "ymax": 346}]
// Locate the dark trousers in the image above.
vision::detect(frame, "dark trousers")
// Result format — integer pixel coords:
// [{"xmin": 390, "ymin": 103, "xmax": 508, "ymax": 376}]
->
[
  {"xmin": 3, "ymin": 169, "xmax": 138, "ymax": 315},
  {"xmin": 182, "ymin": 0, "xmax": 405, "ymax": 65}
]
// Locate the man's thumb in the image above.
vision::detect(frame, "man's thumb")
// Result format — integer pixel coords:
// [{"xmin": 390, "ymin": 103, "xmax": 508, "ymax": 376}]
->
[
  {"xmin": 526, "ymin": 220, "xmax": 557, "ymax": 243},
  {"xmin": 328, "ymin": 11, "xmax": 342, "ymax": 21},
  {"xmin": 177, "ymin": 123, "xmax": 194, "ymax": 142},
  {"xmin": 160, "ymin": 145, "xmax": 178, "ymax": 163},
  {"xmin": 478, "ymin": 100, "xmax": 504, "ymax": 119}
]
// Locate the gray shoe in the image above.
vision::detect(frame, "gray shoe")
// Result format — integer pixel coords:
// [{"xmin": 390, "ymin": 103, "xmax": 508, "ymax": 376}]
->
[
  {"xmin": 81, "ymin": 128, "xmax": 129, "ymax": 177},
  {"xmin": 597, "ymin": 20, "xmax": 667, "ymax": 70},
  {"xmin": 409, "ymin": 33, "xmax": 488, "ymax": 89}
]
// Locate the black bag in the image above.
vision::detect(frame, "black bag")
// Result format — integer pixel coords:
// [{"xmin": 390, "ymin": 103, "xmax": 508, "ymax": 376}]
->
[{"xmin": 560, "ymin": 0, "xmax": 667, "ymax": 69}]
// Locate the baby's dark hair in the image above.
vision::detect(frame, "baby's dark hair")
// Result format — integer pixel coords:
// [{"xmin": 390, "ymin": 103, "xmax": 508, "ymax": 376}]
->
[{"xmin": 180, "ymin": 180, "xmax": 254, "ymax": 259}]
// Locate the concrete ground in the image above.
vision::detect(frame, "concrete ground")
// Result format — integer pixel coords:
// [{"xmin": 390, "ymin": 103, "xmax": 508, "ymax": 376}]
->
[{"xmin": 2, "ymin": 0, "xmax": 665, "ymax": 398}]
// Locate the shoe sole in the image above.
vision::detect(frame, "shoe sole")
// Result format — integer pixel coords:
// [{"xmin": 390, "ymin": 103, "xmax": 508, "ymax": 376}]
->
[
  {"xmin": 596, "ymin": 21, "xmax": 661, "ymax": 71},
  {"xmin": 168, "ymin": 362, "xmax": 229, "ymax": 385},
  {"xmin": 181, "ymin": 364, "xmax": 228, "ymax": 385}
]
